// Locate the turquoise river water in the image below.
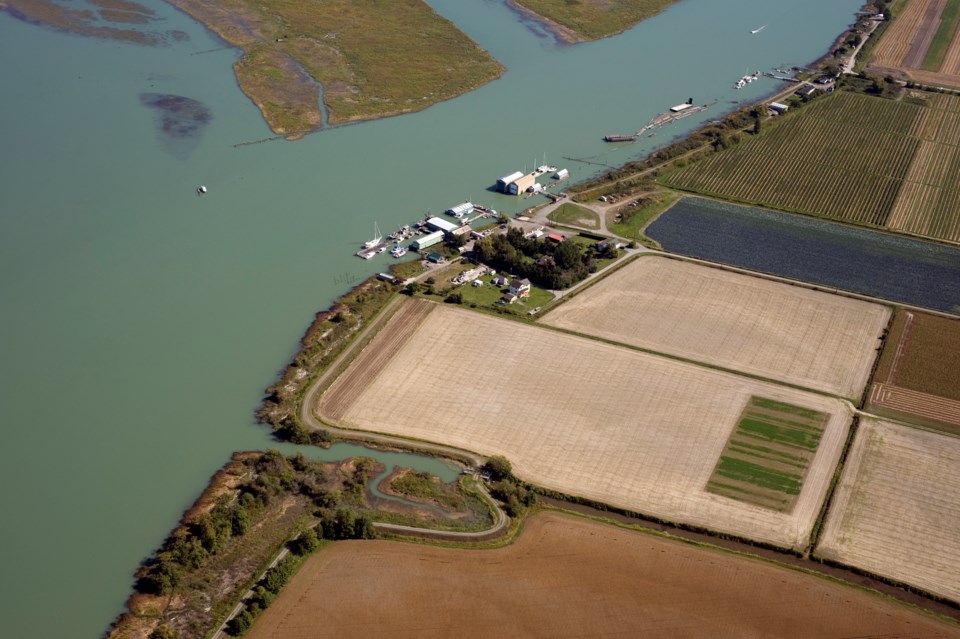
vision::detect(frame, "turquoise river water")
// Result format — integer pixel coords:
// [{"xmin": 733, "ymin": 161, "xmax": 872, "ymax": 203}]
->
[{"xmin": 0, "ymin": 1, "xmax": 862, "ymax": 636}]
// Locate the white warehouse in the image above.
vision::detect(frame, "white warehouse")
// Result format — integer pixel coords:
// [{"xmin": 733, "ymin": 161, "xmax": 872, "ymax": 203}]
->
[{"xmin": 445, "ymin": 202, "xmax": 474, "ymax": 218}]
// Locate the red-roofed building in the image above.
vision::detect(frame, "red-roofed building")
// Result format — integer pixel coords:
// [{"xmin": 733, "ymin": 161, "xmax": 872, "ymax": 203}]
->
[{"xmin": 547, "ymin": 233, "xmax": 565, "ymax": 243}]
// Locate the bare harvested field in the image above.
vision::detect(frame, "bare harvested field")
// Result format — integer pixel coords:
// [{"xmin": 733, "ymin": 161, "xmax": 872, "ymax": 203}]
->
[
  {"xmin": 318, "ymin": 298, "xmax": 434, "ymax": 423},
  {"xmin": 816, "ymin": 419, "xmax": 960, "ymax": 603},
  {"xmin": 245, "ymin": 512, "xmax": 960, "ymax": 639},
  {"xmin": 540, "ymin": 257, "xmax": 889, "ymax": 397},
  {"xmin": 319, "ymin": 305, "xmax": 854, "ymax": 550}
]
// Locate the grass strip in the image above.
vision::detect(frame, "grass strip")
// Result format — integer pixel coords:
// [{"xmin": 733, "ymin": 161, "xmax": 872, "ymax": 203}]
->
[
  {"xmin": 714, "ymin": 457, "xmax": 804, "ymax": 494},
  {"xmin": 738, "ymin": 418, "xmax": 823, "ymax": 451},
  {"xmin": 728, "ymin": 446, "xmax": 809, "ymax": 469}
]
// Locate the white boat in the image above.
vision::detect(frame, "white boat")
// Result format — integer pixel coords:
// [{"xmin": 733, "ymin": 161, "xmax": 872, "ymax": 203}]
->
[
  {"xmin": 751, "ymin": 25, "xmax": 767, "ymax": 34},
  {"xmin": 197, "ymin": 185, "xmax": 207, "ymax": 194},
  {"xmin": 363, "ymin": 221, "xmax": 382, "ymax": 249},
  {"xmin": 390, "ymin": 245, "xmax": 407, "ymax": 258}
]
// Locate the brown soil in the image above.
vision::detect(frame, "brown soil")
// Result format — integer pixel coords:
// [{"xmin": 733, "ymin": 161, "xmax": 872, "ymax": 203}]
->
[
  {"xmin": 888, "ymin": 311, "xmax": 960, "ymax": 401},
  {"xmin": 245, "ymin": 511, "xmax": 960, "ymax": 639}
]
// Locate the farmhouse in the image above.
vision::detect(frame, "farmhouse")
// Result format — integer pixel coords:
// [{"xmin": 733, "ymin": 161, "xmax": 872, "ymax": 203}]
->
[{"xmin": 509, "ymin": 278, "xmax": 531, "ymax": 297}]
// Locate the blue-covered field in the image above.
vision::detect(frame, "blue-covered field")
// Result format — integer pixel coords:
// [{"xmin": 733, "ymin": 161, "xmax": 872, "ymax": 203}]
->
[{"xmin": 647, "ymin": 197, "xmax": 960, "ymax": 313}]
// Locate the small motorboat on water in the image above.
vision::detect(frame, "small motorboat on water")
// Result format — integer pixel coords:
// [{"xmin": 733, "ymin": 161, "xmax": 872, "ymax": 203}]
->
[{"xmin": 197, "ymin": 185, "xmax": 208, "ymax": 194}]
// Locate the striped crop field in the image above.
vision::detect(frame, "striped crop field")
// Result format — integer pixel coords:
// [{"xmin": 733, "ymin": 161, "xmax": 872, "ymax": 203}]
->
[
  {"xmin": 663, "ymin": 91, "xmax": 960, "ymax": 243},
  {"xmin": 707, "ymin": 397, "xmax": 828, "ymax": 512}
]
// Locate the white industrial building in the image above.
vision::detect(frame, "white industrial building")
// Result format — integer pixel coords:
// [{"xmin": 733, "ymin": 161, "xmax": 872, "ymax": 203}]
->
[
  {"xmin": 445, "ymin": 202, "xmax": 474, "ymax": 218},
  {"xmin": 426, "ymin": 216, "xmax": 458, "ymax": 233},
  {"xmin": 553, "ymin": 168, "xmax": 569, "ymax": 180}
]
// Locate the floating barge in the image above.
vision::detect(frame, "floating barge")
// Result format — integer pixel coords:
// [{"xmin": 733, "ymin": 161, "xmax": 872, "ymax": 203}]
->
[{"xmin": 604, "ymin": 101, "xmax": 710, "ymax": 142}]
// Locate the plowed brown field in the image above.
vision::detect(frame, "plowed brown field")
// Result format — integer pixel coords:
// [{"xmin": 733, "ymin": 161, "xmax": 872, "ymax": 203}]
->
[
  {"xmin": 245, "ymin": 512, "xmax": 960, "ymax": 639},
  {"xmin": 319, "ymin": 305, "xmax": 853, "ymax": 550},
  {"xmin": 816, "ymin": 419, "xmax": 960, "ymax": 604},
  {"xmin": 540, "ymin": 257, "xmax": 889, "ymax": 397}
]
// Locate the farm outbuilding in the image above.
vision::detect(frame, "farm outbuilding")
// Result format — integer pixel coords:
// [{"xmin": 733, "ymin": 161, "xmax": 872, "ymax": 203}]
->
[
  {"xmin": 445, "ymin": 202, "xmax": 474, "ymax": 218},
  {"xmin": 426, "ymin": 217, "xmax": 458, "ymax": 233},
  {"xmin": 411, "ymin": 230, "xmax": 444, "ymax": 251},
  {"xmin": 547, "ymin": 233, "xmax": 565, "ymax": 243},
  {"xmin": 426, "ymin": 252, "xmax": 444, "ymax": 264},
  {"xmin": 769, "ymin": 102, "xmax": 789, "ymax": 114},
  {"xmin": 497, "ymin": 171, "xmax": 524, "ymax": 193}
]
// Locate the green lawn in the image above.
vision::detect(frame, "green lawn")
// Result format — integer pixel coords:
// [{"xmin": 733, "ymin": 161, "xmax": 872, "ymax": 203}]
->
[
  {"xmin": 607, "ymin": 191, "xmax": 680, "ymax": 239},
  {"xmin": 547, "ymin": 203, "xmax": 600, "ymax": 229},
  {"xmin": 454, "ymin": 278, "xmax": 553, "ymax": 315}
]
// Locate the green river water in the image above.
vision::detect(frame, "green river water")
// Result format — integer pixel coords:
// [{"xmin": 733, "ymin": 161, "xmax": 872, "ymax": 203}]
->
[{"xmin": 0, "ymin": 1, "xmax": 862, "ymax": 635}]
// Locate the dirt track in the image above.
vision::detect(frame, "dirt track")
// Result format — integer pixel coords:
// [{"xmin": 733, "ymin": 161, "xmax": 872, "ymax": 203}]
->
[{"xmin": 245, "ymin": 511, "xmax": 960, "ymax": 639}]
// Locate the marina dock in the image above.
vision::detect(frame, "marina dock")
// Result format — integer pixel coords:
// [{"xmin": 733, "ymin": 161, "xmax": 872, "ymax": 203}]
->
[{"xmin": 354, "ymin": 208, "xmax": 496, "ymax": 260}]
